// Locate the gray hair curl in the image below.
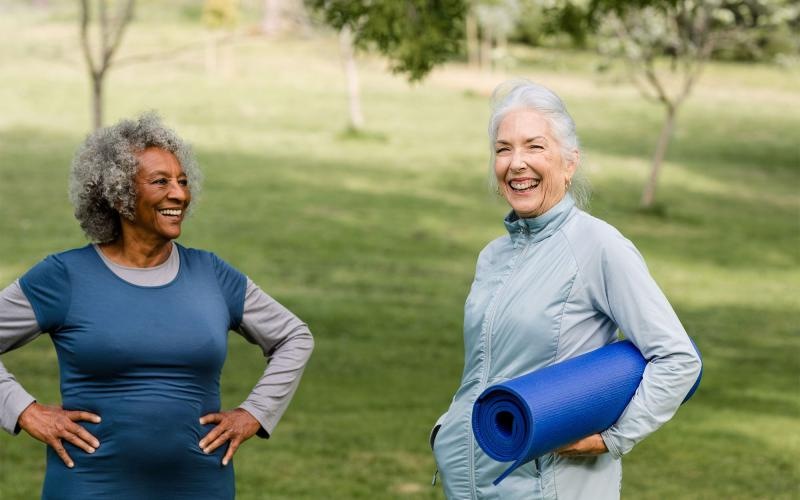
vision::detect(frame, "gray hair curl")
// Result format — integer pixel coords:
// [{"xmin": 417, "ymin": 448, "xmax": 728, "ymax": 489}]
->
[
  {"xmin": 487, "ymin": 79, "xmax": 590, "ymax": 209},
  {"xmin": 69, "ymin": 112, "xmax": 202, "ymax": 243}
]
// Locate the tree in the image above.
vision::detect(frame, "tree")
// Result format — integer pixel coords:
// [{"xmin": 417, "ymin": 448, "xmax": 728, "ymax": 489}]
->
[
  {"xmin": 203, "ymin": 0, "xmax": 240, "ymax": 75},
  {"xmin": 79, "ymin": 0, "xmax": 136, "ymax": 130},
  {"xmin": 471, "ymin": 0, "xmax": 520, "ymax": 71},
  {"xmin": 590, "ymin": 0, "xmax": 798, "ymax": 208},
  {"xmin": 306, "ymin": 0, "xmax": 467, "ymax": 130}
]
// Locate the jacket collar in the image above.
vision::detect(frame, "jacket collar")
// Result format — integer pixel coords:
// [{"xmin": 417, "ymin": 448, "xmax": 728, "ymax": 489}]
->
[{"xmin": 504, "ymin": 194, "xmax": 575, "ymax": 245}]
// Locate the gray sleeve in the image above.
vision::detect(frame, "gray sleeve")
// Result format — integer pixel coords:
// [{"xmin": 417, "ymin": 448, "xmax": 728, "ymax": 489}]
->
[
  {"xmin": 0, "ymin": 280, "xmax": 41, "ymax": 435},
  {"xmin": 589, "ymin": 232, "xmax": 702, "ymax": 458},
  {"xmin": 235, "ymin": 278, "xmax": 314, "ymax": 438}
]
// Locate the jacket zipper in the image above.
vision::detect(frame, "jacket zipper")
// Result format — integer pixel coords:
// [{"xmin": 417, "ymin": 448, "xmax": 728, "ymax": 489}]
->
[{"xmin": 468, "ymin": 228, "xmax": 531, "ymax": 497}]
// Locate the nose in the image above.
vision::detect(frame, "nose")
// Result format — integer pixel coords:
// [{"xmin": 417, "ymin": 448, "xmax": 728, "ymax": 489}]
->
[
  {"xmin": 510, "ymin": 150, "xmax": 527, "ymax": 172},
  {"xmin": 167, "ymin": 179, "xmax": 189, "ymax": 203}
]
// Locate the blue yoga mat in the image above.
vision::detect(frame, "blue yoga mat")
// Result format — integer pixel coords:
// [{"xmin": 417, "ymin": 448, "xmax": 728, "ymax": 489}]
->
[{"xmin": 472, "ymin": 340, "xmax": 702, "ymax": 485}]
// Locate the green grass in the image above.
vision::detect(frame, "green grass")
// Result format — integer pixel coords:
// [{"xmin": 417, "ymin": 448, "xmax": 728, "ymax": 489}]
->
[{"xmin": 0, "ymin": 10, "xmax": 798, "ymax": 499}]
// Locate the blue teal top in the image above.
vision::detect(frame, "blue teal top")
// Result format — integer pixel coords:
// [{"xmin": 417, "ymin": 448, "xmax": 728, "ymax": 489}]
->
[
  {"xmin": 19, "ymin": 243, "xmax": 246, "ymax": 499},
  {"xmin": 432, "ymin": 195, "xmax": 702, "ymax": 499}
]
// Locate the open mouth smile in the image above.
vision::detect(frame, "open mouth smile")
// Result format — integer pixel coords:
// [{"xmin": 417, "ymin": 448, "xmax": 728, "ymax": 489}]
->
[
  {"xmin": 158, "ymin": 208, "xmax": 183, "ymax": 217},
  {"xmin": 508, "ymin": 178, "xmax": 540, "ymax": 192}
]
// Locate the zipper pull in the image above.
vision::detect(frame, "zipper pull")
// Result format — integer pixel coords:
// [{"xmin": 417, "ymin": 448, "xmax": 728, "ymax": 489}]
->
[{"xmin": 431, "ymin": 467, "xmax": 439, "ymax": 486}]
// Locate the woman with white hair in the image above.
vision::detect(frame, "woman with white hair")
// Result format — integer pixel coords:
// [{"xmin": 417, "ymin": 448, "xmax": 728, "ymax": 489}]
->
[
  {"xmin": 430, "ymin": 80, "xmax": 701, "ymax": 499},
  {"xmin": 0, "ymin": 113, "xmax": 314, "ymax": 499}
]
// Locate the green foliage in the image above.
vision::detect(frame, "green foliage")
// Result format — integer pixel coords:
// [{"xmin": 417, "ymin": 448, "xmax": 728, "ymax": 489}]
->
[
  {"xmin": 202, "ymin": 0, "xmax": 239, "ymax": 29},
  {"xmin": 306, "ymin": 0, "xmax": 467, "ymax": 81}
]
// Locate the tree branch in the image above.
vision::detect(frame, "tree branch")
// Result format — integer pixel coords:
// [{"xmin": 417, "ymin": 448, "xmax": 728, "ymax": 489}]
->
[
  {"xmin": 114, "ymin": 31, "xmax": 241, "ymax": 67},
  {"xmin": 79, "ymin": 0, "xmax": 98, "ymax": 76},
  {"xmin": 101, "ymin": 0, "xmax": 135, "ymax": 70}
]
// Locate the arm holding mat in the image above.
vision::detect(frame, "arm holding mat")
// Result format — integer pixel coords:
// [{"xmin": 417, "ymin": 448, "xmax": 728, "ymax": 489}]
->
[{"xmin": 584, "ymin": 228, "xmax": 702, "ymax": 458}]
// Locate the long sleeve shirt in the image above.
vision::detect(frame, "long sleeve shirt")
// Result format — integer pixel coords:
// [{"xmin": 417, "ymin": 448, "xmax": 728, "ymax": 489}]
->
[{"xmin": 0, "ymin": 243, "xmax": 313, "ymax": 437}]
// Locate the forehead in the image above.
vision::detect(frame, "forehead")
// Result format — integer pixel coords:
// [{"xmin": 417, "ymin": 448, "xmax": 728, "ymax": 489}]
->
[
  {"xmin": 497, "ymin": 108, "xmax": 551, "ymax": 139},
  {"xmin": 135, "ymin": 147, "xmax": 184, "ymax": 176}
]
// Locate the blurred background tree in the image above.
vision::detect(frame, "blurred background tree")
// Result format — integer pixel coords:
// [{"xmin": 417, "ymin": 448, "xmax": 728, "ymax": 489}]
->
[
  {"xmin": 203, "ymin": 0, "xmax": 240, "ymax": 75},
  {"xmin": 305, "ymin": 0, "xmax": 467, "ymax": 131},
  {"xmin": 588, "ymin": 0, "xmax": 799, "ymax": 208},
  {"xmin": 78, "ymin": 0, "xmax": 136, "ymax": 130}
]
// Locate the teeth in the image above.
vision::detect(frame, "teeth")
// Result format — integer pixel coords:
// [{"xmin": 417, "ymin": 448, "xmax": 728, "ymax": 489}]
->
[
  {"xmin": 510, "ymin": 179, "xmax": 539, "ymax": 190},
  {"xmin": 159, "ymin": 209, "xmax": 182, "ymax": 216}
]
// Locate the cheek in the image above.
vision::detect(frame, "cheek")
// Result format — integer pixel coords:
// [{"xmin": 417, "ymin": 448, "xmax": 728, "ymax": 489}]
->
[{"xmin": 494, "ymin": 160, "xmax": 506, "ymax": 181}]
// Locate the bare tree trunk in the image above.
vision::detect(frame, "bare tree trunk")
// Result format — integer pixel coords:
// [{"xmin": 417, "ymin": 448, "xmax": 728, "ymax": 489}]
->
[
  {"xmin": 479, "ymin": 26, "xmax": 492, "ymax": 71},
  {"xmin": 466, "ymin": 11, "xmax": 479, "ymax": 69},
  {"xmin": 641, "ymin": 106, "xmax": 677, "ymax": 208},
  {"xmin": 339, "ymin": 26, "xmax": 364, "ymax": 130},
  {"xmin": 79, "ymin": 0, "xmax": 135, "ymax": 130},
  {"xmin": 91, "ymin": 72, "xmax": 104, "ymax": 131},
  {"xmin": 261, "ymin": 0, "xmax": 282, "ymax": 36},
  {"xmin": 496, "ymin": 32, "xmax": 508, "ymax": 72}
]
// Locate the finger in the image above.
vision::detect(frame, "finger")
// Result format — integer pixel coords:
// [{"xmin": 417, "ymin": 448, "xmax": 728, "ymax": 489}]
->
[
  {"xmin": 62, "ymin": 431, "xmax": 97, "ymax": 454},
  {"xmin": 67, "ymin": 411, "xmax": 101, "ymax": 424},
  {"xmin": 70, "ymin": 425, "xmax": 100, "ymax": 449},
  {"xmin": 199, "ymin": 413, "xmax": 222, "ymax": 426},
  {"xmin": 51, "ymin": 439, "xmax": 75, "ymax": 468},
  {"xmin": 199, "ymin": 422, "xmax": 226, "ymax": 449},
  {"xmin": 222, "ymin": 437, "xmax": 240, "ymax": 466},
  {"xmin": 203, "ymin": 428, "xmax": 233, "ymax": 454}
]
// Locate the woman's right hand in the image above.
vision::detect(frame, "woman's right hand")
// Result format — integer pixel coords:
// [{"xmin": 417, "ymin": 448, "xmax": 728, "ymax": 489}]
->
[{"xmin": 17, "ymin": 402, "xmax": 101, "ymax": 468}]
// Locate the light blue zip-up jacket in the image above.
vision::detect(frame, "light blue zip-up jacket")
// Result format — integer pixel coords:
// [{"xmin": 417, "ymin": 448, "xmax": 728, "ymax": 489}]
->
[{"xmin": 432, "ymin": 195, "xmax": 702, "ymax": 499}]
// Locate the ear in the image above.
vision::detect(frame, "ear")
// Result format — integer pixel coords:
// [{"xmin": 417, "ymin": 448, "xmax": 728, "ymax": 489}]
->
[{"xmin": 564, "ymin": 149, "xmax": 579, "ymax": 182}]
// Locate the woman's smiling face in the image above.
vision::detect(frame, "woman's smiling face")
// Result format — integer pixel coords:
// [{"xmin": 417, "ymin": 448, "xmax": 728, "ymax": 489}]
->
[
  {"xmin": 129, "ymin": 147, "xmax": 191, "ymax": 243},
  {"xmin": 494, "ymin": 108, "xmax": 576, "ymax": 219}
]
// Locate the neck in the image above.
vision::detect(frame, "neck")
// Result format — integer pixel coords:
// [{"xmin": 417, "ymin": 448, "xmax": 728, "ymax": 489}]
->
[{"xmin": 99, "ymin": 230, "xmax": 174, "ymax": 268}]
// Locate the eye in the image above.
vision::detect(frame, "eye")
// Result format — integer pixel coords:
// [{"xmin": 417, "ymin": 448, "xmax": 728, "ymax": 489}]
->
[
  {"xmin": 178, "ymin": 178, "xmax": 189, "ymax": 186},
  {"xmin": 152, "ymin": 178, "xmax": 168, "ymax": 185},
  {"xmin": 529, "ymin": 144, "xmax": 544, "ymax": 150},
  {"xmin": 495, "ymin": 146, "xmax": 510, "ymax": 154}
]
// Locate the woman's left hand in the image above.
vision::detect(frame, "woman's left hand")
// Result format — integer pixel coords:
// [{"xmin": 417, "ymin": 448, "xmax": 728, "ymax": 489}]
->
[
  {"xmin": 556, "ymin": 433, "xmax": 608, "ymax": 456},
  {"xmin": 199, "ymin": 408, "xmax": 262, "ymax": 466}
]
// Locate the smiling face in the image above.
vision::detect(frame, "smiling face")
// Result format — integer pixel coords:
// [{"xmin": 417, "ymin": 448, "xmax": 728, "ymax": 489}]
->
[
  {"xmin": 494, "ymin": 108, "xmax": 577, "ymax": 219},
  {"xmin": 127, "ymin": 147, "xmax": 191, "ymax": 243}
]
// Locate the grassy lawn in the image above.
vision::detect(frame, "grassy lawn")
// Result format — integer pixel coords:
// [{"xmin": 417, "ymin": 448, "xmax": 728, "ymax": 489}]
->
[{"xmin": 0, "ymin": 8, "xmax": 798, "ymax": 499}]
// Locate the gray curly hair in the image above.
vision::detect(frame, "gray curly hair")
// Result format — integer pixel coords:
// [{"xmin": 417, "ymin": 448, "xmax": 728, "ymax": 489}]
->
[
  {"xmin": 69, "ymin": 112, "xmax": 202, "ymax": 243},
  {"xmin": 487, "ymin": 79, "xmax": 590, "ymax": 209}
]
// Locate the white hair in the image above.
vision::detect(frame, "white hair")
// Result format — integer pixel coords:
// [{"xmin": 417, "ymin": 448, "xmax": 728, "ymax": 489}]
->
[{"xmin": 487, "ymin": 79, "xmax": 590, "ymax": 208}]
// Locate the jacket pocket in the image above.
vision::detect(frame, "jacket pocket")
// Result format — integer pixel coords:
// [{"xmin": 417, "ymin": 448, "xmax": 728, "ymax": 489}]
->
[{"xmin": 429, "ymin": 412, "xmax": 447, "ymax": 450}]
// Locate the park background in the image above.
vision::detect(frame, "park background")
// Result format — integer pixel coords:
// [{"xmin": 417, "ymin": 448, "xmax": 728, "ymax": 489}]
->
[{"xmin": 0, "ymin": 0, "xmax": 797, "ymax": 498}]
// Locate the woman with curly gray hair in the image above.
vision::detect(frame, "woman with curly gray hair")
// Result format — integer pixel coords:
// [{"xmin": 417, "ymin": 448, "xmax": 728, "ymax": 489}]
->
[{"xmin": 0, "ymin": 113, "xmax": 314, "ymax": 499}]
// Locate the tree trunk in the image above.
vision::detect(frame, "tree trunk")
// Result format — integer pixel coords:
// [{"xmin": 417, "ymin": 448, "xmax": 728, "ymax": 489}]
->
[
  {"xmin": 91, "ymin": 72, "xmax": 103, "ymax": 130},
  {"xmin": 339, "ymin": 26, "xmax": 364, "ymax": 130},
  {"xmin": 466, "ymin": 12, "xmax": 479, "ymax": 69},
  {"xmin": 640, "ymin": 106, "xmax": 677, "ymax": 208},
  {"xmin": 261, "ymin": 0, "xmax": 282, "ymax": 36},
  {"xmin": 479, "ymin": 26, "xmax": 492, "ymax": 71}
]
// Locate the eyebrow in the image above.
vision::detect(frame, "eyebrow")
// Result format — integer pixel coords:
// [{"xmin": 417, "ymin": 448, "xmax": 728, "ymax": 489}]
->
[
  {"xmin": 144, "ymin": 170, "xmax": 187, "ymax": 178},
  {"xmin": 495, "ymin": 136, "xmax": 548, "ymax": 144}
]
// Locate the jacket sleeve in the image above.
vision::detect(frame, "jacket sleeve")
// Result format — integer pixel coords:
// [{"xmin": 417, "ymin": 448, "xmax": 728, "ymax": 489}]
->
[
  {"xmin": 234, "ymin": 278, "xmax": 313, "ymax": 437},
  {"xmin": 0, "ymin": 281, "xmax": 42, "ymax": 435},
  {"xmin": 589, "ymin": 232, "xmax": 702, "ymax": 458}
]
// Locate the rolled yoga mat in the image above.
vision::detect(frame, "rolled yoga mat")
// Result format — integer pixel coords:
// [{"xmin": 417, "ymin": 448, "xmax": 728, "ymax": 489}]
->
[{"xmin": 472, "ymin": 339, "xmax": 702, "ymax": 485}]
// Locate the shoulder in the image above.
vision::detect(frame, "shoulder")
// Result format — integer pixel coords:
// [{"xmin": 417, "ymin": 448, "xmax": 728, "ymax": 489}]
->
[
  {"xmin": 560, "ymin": 210, "xmax": 644, "ymax": 274},
  {"xmin": 23, "ymin": 245, "xmax": 94, "ymax": 279},
  {"xmin": 563, "ymin": 211, "xmax": 636, "ymax": 253},
  {"xmin": 177, "ymin": 244, "xmax": 246, "ymax": 284}
]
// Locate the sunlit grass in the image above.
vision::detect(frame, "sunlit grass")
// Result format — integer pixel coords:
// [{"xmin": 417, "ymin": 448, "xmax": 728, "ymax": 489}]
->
[{"xmin": 0, "ymin": 12, "xmax": 798, "ymax": 500}]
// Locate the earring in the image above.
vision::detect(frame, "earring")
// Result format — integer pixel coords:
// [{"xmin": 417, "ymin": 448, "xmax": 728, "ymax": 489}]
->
[{"xmin": 565, "ymin": 178, "xmax": 572, "ymax": 190}]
